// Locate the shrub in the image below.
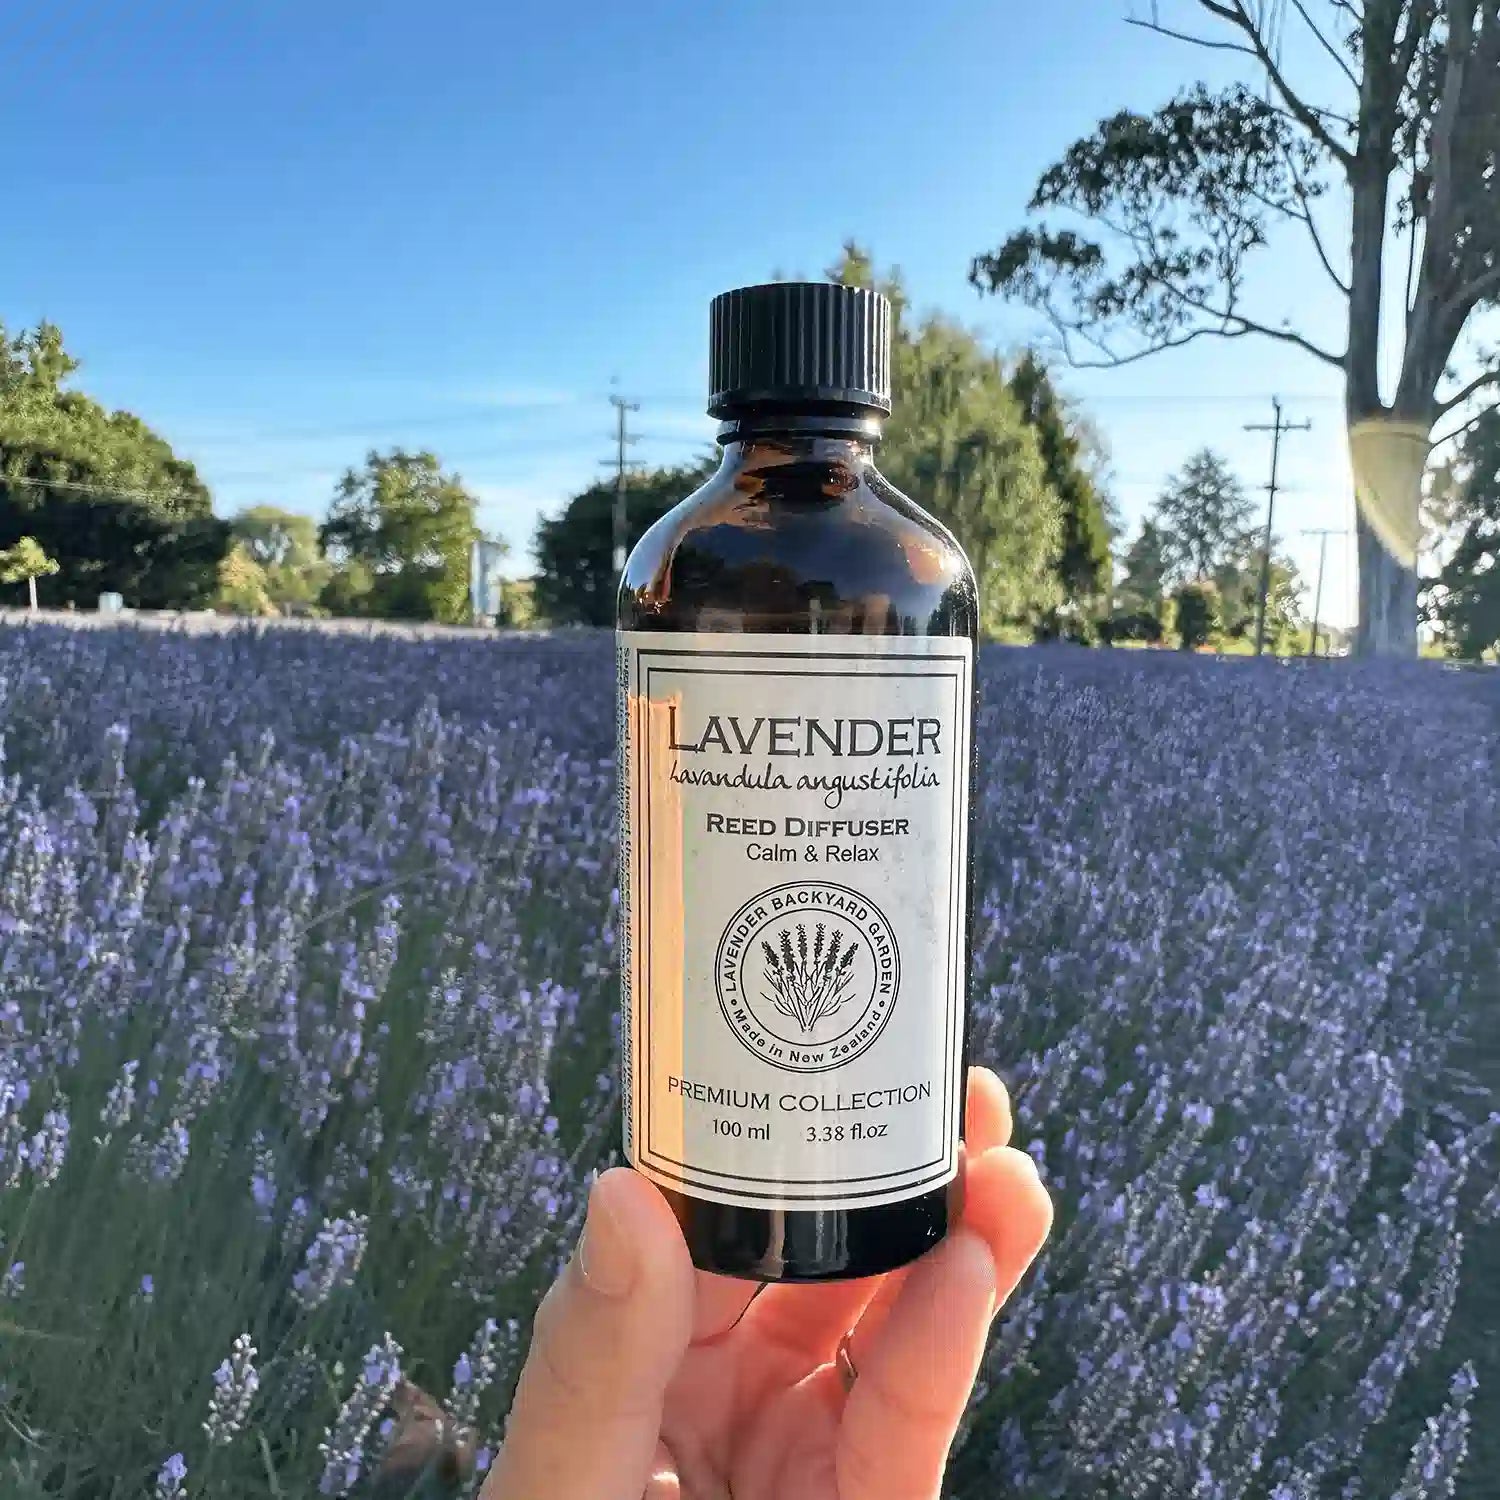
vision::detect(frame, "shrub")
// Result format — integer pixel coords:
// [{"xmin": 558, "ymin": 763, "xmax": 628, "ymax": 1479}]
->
[{"xmin": 1173, "ymin": 580, "xmax": 1222, "ymax": 650}]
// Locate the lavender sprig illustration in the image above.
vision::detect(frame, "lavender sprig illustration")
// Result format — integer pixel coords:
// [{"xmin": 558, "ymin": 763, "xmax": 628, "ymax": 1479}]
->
[{"xmin": 761, "ymin": 922, "xmax": 861, "ymax": 1033}]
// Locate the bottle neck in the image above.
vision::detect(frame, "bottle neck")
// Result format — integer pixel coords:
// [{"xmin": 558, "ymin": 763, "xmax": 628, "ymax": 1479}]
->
[{"xmin": 715, "ymin": 409, "xmax": 883, "ymax": 474}]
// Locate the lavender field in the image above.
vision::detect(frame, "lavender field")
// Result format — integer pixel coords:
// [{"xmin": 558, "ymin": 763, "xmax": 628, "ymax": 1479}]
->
[{"xmin": 0, "ymin": 621, "xmax": 1494, "ymax": 1500}]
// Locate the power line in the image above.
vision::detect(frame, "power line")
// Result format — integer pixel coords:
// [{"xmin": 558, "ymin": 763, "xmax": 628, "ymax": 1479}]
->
[
  {"xmin": 0, "ymin": 473, "xmax": 200, "ymax": 505},
  {"xmin": 1245, "ymin": 397, "xmax": 1313, "ymax": 657}
]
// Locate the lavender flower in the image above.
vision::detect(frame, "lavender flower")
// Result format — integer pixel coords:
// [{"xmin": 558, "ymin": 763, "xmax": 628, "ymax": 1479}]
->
[
  {"xmin": 282, "ymin": 1194, "xmax": 312, "ymax": 1252},
  {"xmin": 1391, "ymin": 1362, "xmax": 1475, "ymax": 1499},
  {"xmin": 317, "ymin": 1333, "xmax": 403, "ymax": 1496},
  {"xmin": 25, "ymin": 1105, "xmax": 69, "ymax": 1185},
  {"xmin": 203, "ymin": 1331, "xmax": 260, "ymax": 1446},
  {"xmin": 292, "ymin": 1213, "xmax": 369, "ymax": 1310},
  {"xmin": 125, "ymin": 1119, "xmax": 191, "ymax": 1184},
  {"xmin": 446, "ymin": 1316, "xmax": 515, "ymax": 1430},
  {"xmin": 0, "ymin": 1065, "xmax": 30, "ymax": 1192},
  {"xmin": 249, "ymin": 1131, "xmax": 277, "ymax": 1222},
  {"xmin": 153, "ymin": 1452, "xmax": 187, "ymax": 1500},
  {"xmin": 96, "ymin": 1059, "xmax": 139, "ymax": 1142}
]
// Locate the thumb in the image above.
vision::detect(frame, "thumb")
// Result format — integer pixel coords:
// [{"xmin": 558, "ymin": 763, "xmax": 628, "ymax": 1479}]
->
[{"xmin": 484, "ymin": 1168, "xmax": 694, "ymax": 1500}]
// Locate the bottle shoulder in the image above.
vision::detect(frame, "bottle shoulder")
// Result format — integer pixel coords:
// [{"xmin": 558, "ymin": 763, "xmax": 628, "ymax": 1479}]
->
[{"xmin": 619, "ymin": 459, "xmax": 977, "ymax": 638}]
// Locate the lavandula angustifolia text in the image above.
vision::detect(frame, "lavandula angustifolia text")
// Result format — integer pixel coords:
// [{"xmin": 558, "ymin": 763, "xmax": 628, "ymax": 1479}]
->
[{"xmin": 0, "ymin": 620, "xmax": 1493, "ymax": 1497}]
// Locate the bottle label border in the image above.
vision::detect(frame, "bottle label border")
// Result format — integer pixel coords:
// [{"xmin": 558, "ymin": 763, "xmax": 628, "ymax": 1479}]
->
[{"xmin": 619, "ymin": 631, "xmax": 972, "ymax": 1212}]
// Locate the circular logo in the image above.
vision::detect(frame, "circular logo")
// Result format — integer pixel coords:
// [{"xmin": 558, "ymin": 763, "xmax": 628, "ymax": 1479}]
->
[{"xmin": 714, "ymin": 881, "xmax": 900, "ymax": 1074}]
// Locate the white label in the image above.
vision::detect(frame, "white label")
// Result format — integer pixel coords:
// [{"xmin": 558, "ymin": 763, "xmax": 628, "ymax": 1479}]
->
[{"xmin": 618, "ymin": 631, "xmax": 972, "ymax": 1211}]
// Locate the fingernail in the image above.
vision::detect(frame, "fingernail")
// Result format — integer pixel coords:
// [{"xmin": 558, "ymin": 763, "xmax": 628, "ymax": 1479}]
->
[{"xmin": 578, "ymin": 1180, "xmax": 635, "ymax": 1297}]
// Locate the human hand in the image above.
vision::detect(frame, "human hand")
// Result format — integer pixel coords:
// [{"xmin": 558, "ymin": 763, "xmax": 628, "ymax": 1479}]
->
[{"xmin": 483, "ymin": 1067, "xmax": 1052, "ymax": 1500}]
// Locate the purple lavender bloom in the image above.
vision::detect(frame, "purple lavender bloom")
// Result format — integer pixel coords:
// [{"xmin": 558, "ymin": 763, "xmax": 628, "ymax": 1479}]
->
[
  {"xmin": 204, "ymin": 1332, "xmax": 260, "ymax": 1447},
  {"xmin": 292, "ymin": 1213, "xmax": 369, "ymax": 1310},
  {"xmin": 446, "ymin": 1316, "xmax": 511, "ymax": 1430},
  {"xmin": 153, "ymin": 1453, "xmax": 187, "ymax": 1500},
  {"xmin": 126, "ymin": 1119, "xmax": 191, "ymax": 1184},
  {"xmin": 317, "ymin": 1333, "xmax": 403, "ymax": 1496},
  {"xmin": 26, "ymin": 1106, "xmax": 69, "ymax": 1185},
  {"xmin": 250, "ymin": 1131, "xmax": 277, "ymax": 1222},
  {"xmin": 96, "ymin": 1059, "xmax": 139, "ymax": 1141}
]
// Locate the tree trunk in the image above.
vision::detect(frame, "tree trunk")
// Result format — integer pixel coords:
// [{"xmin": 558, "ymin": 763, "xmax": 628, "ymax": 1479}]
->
[
  {"xmin": 27, "ymin": 576, "xmax": 36, "ymax": 612},
  {"xmin": 1348, "ymin": 418, "xmax": 1430, "ymax": 657},
  {"xmin": 1354, "ymin": 512, "xmax": 1418, "ymax": 657}
]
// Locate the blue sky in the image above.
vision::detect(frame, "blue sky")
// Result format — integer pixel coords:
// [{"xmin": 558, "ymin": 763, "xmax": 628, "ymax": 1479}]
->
[{"xmin": 2, "ymin": 0, "xmax": 1362, "ymax": 623}]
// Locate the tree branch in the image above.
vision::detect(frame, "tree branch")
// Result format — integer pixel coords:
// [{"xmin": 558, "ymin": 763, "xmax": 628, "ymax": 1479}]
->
[
  {"xmin": 1204, "ymin": 307, "xmax": 1347, "ymax": 367},
  {"xmin": 1436, "ymin": 367, "xmax": 1500, "ymax": 416},
  {"xmin": 1398, "ymin": 0, "xmax": 1480, "ymax": 408},
  {"xmin": 1425, "ymin": 2, "xmax": 1473, "ymax": 233},
  {"xmin": 1129, "ymin": 239, "xmax": 1349, "ymax": 367},
  {"xmin": 1053, "ymin": 321, "xmax": 1254, "ymax": 369},
  {"xmin": 1125, "ymin": 14, "xmax": 1259, "ymax": 54},
  {"xmin": 1265, "ymin": 98, "xmax": 1359, "ymax": 132},
  {"xmin": 1441, "ymin": 264, "xmax": 1500, "ymax": 320},
  {"xmin": 1275, "ymin": 137, "xmax": 1353, "ymax": 295},
  {"xmin": 1193, "ymin": 0, "xmax": 1357, "ymax": 166},
  {"xmin": 1289, "ymin": 0, "xmax": 1361, "ymax": 89},
  {"xmin": 1430, "ymin": 403, "xmax": 1496, "ymax": 450},
  {"xmin": 1044, "ymin": 270, "xmax": 1346, "ymax": 369},
  {"xmin": 1093, "ymin": 194, "xmax": 1351, "ymax": 370},
  {"xmin": 1243, "ymin": 180, "xmax": 1352, "ymax": 296}
]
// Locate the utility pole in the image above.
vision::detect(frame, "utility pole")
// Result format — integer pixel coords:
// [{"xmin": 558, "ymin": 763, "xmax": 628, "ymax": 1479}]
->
[
  {"xmin": 1245, "ymin": 398, "xmax": 1312, "ymax": 656},
  {"xmin": 1299, "ymin": 528, "xmax": 1346, "ymax": 657},
  {"xmin": 607, "ymin": 392, "xmax": 641, "ymax": 582}
]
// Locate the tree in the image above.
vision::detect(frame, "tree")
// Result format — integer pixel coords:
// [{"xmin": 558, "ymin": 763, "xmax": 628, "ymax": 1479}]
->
[
  {"xmin": 496, "ymin": 578, "xmax": 539, "ymax": 629},
  {"xmin": 970, "ymin": 3, "xmax": 1500, "ymax": 657},
  {"xmin": 1262, "ymin": 554, "xmax": 1308, "ymax": 654},
  {"xmin": 230, "ymin": 505, "xmax": 329, "ymax": 612},
  {"xmin": 1425, "ymin": 408, "xmax": 1500, "ymax": 655},
  {"xmin": 0, "ymin": 321, "xmax": 227, "ymax": 608},
  {"xmin": 1112, "ymin": 519, "xmax": 1173, "ymax": 640},
  {"xmin": 1009, "ymin": 352, "xmax": 1114, "ymax": 622},
  {"xmin": 830, "ymin": 246, "xmax": 1064, "ymax": 633},
  {"xmin": 1117, "ymin": 519, "xmax": 1170, "ymax": 611},
  {"xmin": 1154, "ymin": 449, "xmax": 1256, "ymax": 582},
  {"xmin": 1173, "ymin": 580, "xmax": 1223, "ymax": 649},
  {"xmin": 0, "ymin": 535, "xmax": 59, "ymax": 610},
  {"xmin": 215, "ymin": 542, "xmax": 276, "ymax": 616},
  {"xmin": 319, "ymin": 560, "xmax": 375, "ymax": 619},
  {"xmin": 1214, "ymin": 542, "xmax": 1306, "ymax": 650},
  {"xmin": 320, "ymin": 450, "xmax": 479, "ymax": 623},
  {"xmin": 534, "ymin": 464, "xmax": 712, "ymax": 626},
  {"xmin": 882, "ymin": 321, "xmax": 1063, "ymax": 631}
]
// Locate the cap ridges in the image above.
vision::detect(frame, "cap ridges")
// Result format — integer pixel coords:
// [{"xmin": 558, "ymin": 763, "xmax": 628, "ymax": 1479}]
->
[{"xmin": 708, "ymin": 283, "xmax": 892, "ymax": 418}]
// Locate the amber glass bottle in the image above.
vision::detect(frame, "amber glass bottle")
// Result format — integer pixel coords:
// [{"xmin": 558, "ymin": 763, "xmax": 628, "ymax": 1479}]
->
[{"xmin": 617, "ymin": 282, "xmax": 978, "ymax": 1281}]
